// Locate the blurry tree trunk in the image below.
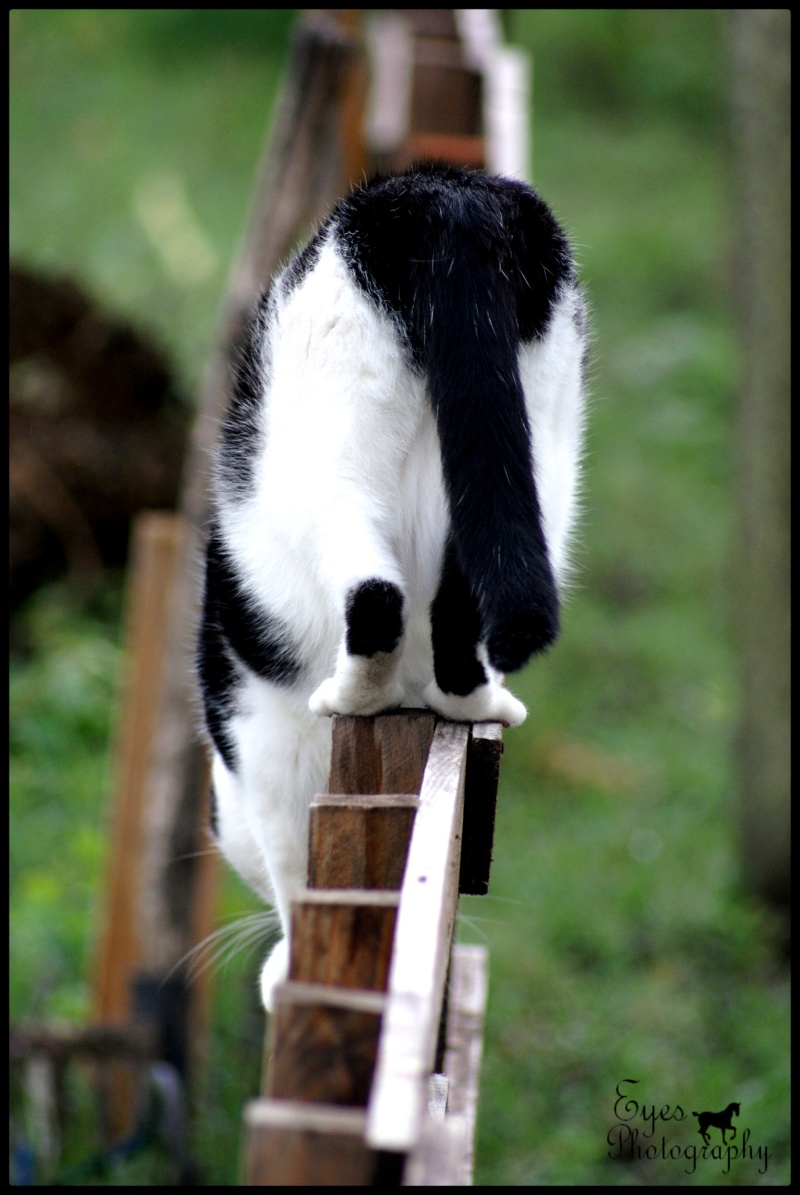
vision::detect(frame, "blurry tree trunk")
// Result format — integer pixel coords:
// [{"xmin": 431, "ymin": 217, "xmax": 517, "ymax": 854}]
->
[{"xmin": 729, "ymin": 10, "xmax": 790, "ymax": 908}]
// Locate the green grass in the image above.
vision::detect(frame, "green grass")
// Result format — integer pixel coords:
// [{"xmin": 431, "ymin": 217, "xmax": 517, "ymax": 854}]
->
[{"xmin": 10, "ymin": 9, "xmax": 789, "ymax": 1185}]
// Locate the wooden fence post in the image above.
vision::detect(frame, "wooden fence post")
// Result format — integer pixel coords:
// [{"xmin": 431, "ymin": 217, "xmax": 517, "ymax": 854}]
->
[{"xmin": 91, "ymin": 512, "xmax": 219, "ymax": 1140}]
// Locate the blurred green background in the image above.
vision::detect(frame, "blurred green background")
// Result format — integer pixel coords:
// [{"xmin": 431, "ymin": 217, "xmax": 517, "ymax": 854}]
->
[{"xmin": 9, "ymin": 9, "xmax": 789, "ymax": 1185}]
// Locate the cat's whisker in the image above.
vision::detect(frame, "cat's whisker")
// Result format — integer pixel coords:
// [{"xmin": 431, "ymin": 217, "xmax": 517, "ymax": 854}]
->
[
  {"xmin": 165, "ymin": 911, "xmax": 280, "ymax": 984},
  {"xmin": 453, "ymin": 912, "xmax": 491, "ymax": 945},
  {"xmin": 171, "ymin": 847, "xmax": 221, "ymax": 862}
]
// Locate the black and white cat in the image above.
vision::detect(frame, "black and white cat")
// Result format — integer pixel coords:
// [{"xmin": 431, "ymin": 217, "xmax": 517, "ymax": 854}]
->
[{"xmin": 197, "ymin": 164, "xmax": 587, "ymax": 1009}]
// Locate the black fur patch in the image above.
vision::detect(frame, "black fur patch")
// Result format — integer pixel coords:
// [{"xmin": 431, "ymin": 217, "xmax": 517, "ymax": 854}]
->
[
  {"xmin": 197, "ymin": 581, "xmax": 239, "ymax": 772},
  {"xmin": 198, "ymin": 526, "xmax": 301, "ymax": 771},
  {"xmin": 430, "ymin": 540, "xmax": 487, "ymax": 696},
  {"xmin": 218, "ymin": 288, "xmax": 272, "ymax": 500},
  {"xmin": 334, "ymin": 164, "xmax": 565, "ymax": 673},
  {"xmin": 335, "ymin": 163, "xmax": 574, "ymax": 356},
  {"xmin": 345, "ymin": 579, "xmax": 405, "ymax": 657},
  {"xmin": 282, "ymin": 227, "xmax": 325, "ymax": 294},
  {"xmin": 208, "ymin": 781, "xmax": 219, "ymax": 839}
]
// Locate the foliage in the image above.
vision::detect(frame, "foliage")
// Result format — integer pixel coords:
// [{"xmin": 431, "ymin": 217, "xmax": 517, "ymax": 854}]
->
[{"xmin": 9, "ymin": 9, "xmax": 789, "ymax": 1186}]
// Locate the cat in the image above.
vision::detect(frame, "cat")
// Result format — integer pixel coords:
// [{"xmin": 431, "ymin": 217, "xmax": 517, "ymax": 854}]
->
[{"xmin": 197, "ymin": 163, "xmax": 587, "ymax": 1010}]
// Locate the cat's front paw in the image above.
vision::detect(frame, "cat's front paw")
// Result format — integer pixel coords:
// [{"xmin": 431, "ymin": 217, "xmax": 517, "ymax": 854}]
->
[
  {"xmin": 308, "ymin": 658, "xmax": 404, "ymax": 717},
  {"xmin": 260, "ymin": 937, "xmax": 289, "ymax": 1014},
  {"xmin": 423, "ymin": 679, "xmax": 527, "ymax": 728}
]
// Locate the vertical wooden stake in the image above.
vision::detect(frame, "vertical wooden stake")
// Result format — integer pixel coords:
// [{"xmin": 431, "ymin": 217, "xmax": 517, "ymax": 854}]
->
[{"xmin": 91, "ymin": 512, "xmax": 218, "ymax": 1139}]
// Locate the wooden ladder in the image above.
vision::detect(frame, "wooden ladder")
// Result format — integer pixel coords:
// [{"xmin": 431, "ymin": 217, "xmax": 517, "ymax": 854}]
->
[{"xmin": 244, "ymin": 710, "xmax": 502, "ymax": 1184}]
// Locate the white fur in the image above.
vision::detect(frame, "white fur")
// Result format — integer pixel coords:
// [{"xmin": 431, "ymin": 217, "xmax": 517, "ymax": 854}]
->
[{"xmin": 519, "ymin": 284, "xmax": 586, "ymax": 587}]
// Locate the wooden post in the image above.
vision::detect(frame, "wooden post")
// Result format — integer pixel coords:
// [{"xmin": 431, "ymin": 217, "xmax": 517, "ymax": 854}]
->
[
  {"xmin": 328, "ymin": 710, "xmax": 437, "ymax": 796},
  {"xmin": 245, "ymin": 712, "xmax": 497, "ymax": 1184},
  {"xmin": 91, "ymin": 513, "xmax": 219, "ymax": 1140},
  {"xmin": 290, "ymin": 890, "xmax": 399, "ymax": 991},
  {"xmin": 93, "ymin": 514, "xmax": 182, "ymax": 1033},
  {"xmin": 729, "ymin": 9, "xmax": 790, "ymax": 912},
  {"xmin": 308, "ymin": 794, "xmax": 418, "ymax": 890},
  {"xmin": 244, "ymin": 1102, "xmax": 377, "ymax": 1186}
]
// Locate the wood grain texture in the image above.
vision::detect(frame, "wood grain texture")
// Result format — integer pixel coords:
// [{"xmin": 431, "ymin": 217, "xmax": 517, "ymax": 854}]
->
[
  {"xmin": 308, "ymin": 794, "xmax": 418, "ymax": 889},
  {"xmin": 329, "ymin": 711, "xmax": 436, "ymax": 795},
  {"xmin": 460, "ymin": 722, "xmax": 503, "ymax": 895},
  {"xmin": 290, "ymin": 890, "xmax": 399, "ymax": 992},
  {"xmin": 404, "ymin": 944, "xmax": 488, "ymax": 1186},
  {"xmin": 244, "ymin": 1100, "xmax": 378, "ymax": 1185},
  {"xmin": 267, "ymin": 982, "xmax": 384, "ymax": 1107}
]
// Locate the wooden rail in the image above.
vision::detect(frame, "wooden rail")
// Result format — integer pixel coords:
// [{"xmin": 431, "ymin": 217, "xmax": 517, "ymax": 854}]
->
[{"xmin": 243, "ymin": 712, "xmax": 502, "ymax": 1184}]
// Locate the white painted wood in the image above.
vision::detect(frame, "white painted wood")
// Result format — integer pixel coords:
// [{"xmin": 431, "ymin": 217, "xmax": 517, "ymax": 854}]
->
[
  {"xmin": 404, "ymin": 944, "xmax": 489, "ymax": 1186},
  {"xmin": 364, "ymin": 13, "xmax": 414, "ymax": 152},
  {"xmin": 245, "ymin": 1099, "xmax": 366, "ymax": 1135},
  {"xmin": 365, "ymin": 722, "xmax": 469, "ymax": 1152},
  {"xmin": 485, "ymin": 45, "xmax": 531, "ymax": 181},
  {"xmin": 427, "ymin": 1073, "xmax": 450, "ymax": 1121}
]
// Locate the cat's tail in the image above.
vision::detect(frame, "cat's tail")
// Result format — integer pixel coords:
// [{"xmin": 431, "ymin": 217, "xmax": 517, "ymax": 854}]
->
[
  {"xmin": 337, "ymin": 167, "xmax": 575, "ymax": 674},
  {"xmin": 419, "ymin": 200, "xmax": 565, "ymax": 674}
]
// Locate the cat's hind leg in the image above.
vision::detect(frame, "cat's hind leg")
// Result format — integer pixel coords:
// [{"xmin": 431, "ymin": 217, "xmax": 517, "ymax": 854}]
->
[
  {"xmin": 309, "ymin": 577, "xmax": 407, "ymax": 716},
  {"xmin": 424, "ymin": 540, "xmax": 527, "ymax": 727}
]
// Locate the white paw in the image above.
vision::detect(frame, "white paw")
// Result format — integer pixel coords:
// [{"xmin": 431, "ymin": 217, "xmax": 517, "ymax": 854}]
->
[
  {"xmin": 259, "ymin": 937, "xmax": 289, "ymax": 1014},
  {"xmin": 424, "ymin": 679, "xmax": 527, "ymax": 728},
  {"xmin": 308, "ymin": 658, "xmax": 404, "ymax": 717}
]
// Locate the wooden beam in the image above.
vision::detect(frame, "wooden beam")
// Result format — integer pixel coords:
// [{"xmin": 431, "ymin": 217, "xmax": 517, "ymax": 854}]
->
[
  {"xmin": 290, "ymin": 889, "xmax": 399, "ymax": 992},
  {"xmin": 267, "ymin": 982, "xmax": 384, "ymax": 1107},
  {"xmin": 365, "ymin": 721, "xmax": 469, "ymax": 1152},
  {"xmin": 90, "ymin": 513, "xmax": 220, "ymax": 1139},
  {"xmin": 308, "ymin": 793, "xmax": 418, "ymax": 890},
  {"xmin": 401, "ymin": 131, "xmax": 486, "ymax": 169},
  {"xmin": 403, "ymin": 944, "xmax": 489, "ymax": 1185},
  {"xmin": 9, "ymin": 1023, "xmax": 153, "ymax": 1064},
  {"xmin": 92, "ymin": 513, "xmax": 182, "ymax": 1030},
  {"xmin": 329, "ymin": 710, "xmax": 436, "ymax": 796},
  {"xmin": 243, "ymin": 1100, "xmax": 379, "ymax": 1185},
  {"xmin": 460, "ymin": 723, "xmax": 503, "ymax": 894}
]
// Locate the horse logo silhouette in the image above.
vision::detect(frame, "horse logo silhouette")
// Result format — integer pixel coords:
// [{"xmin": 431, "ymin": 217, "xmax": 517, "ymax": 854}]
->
[{"xmin": 692, "ymin": 1102, "xmax": 741, "ymax": 1145}]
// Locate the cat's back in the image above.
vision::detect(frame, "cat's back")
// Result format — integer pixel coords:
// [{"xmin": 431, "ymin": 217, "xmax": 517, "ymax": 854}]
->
[{"xmin": 214, "ymin": 164, "xmax": 583, "ymax": 647}]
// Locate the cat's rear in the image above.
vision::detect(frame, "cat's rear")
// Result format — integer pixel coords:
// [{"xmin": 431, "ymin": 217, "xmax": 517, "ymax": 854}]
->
[{"xmin": 198, "ymin": 164, "xmax": 586, "ymax": 1008}]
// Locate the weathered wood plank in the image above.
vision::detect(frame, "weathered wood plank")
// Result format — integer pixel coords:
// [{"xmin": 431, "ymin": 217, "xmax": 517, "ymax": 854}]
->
[
  {"xmin": 244, "ymin": 1100, "xmax": 378, "ymax": 1185},
  {"xmin": 93, "ymin": 514, "xmax": 182, "ymax": 1030},
  {"xmin": 329, "ymin": 711, "xmax": 436, "ymax": 795},
  {"xmin": 308, "ymin": 793, "xmax": 418, "ymax": 889},
  {"xmin": 403, "ymin": 944, "xmax": 489, "ymax": 1186},
  {"xmin": 460, "ymin": 723, "xmax": 503, "ymax": 895},
  {"xmin": 441, "ymin": 943, "xmax": 488, "ymax": 1182},
  {"xmin": 267, "ymin": 982, "xmax": 385, "ymax": 1107},
  {"xmin": 290, "ymin": 890, "xmax": 399, "ymax": 992},
  {"xmin": 92, "ymin": 513, "xmax": 219, "ymax": 1137},
  {"xmin": 366, "ymin": 721, "xmax": 469, "ymax": 1152}
]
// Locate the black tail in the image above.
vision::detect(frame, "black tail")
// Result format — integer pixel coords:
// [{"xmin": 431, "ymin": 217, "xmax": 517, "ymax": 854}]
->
[{"xmin": 337, "ymin": 164, "xmax": 575, "ymax": 673}]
